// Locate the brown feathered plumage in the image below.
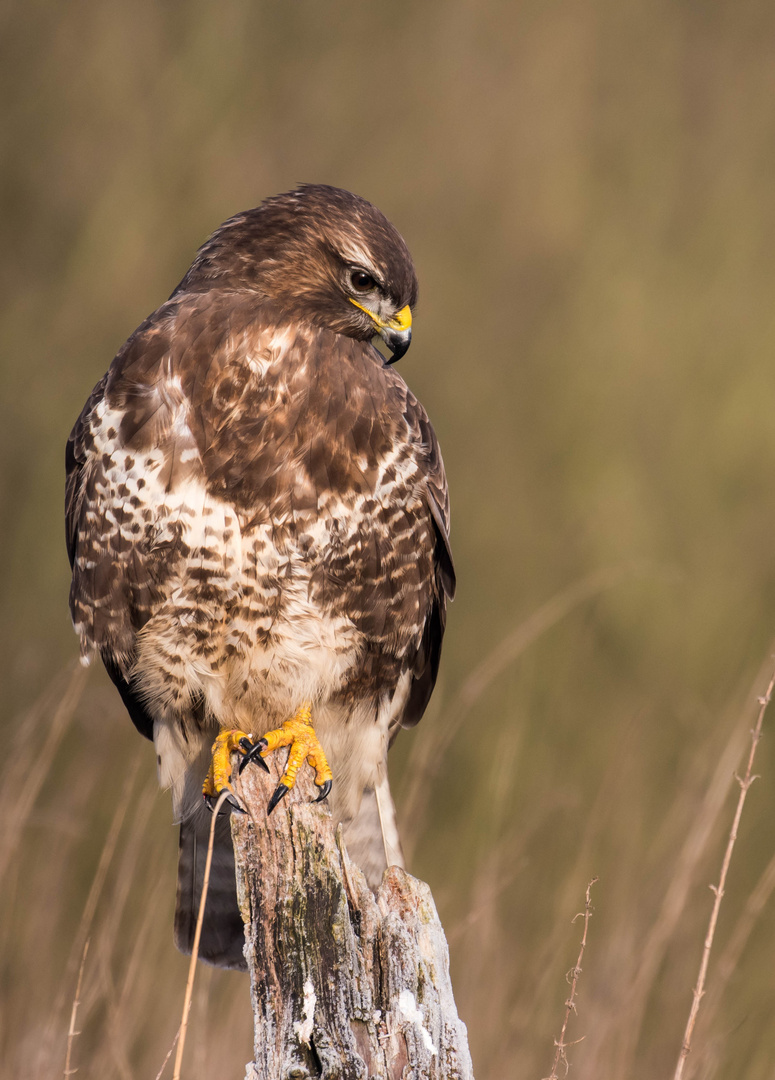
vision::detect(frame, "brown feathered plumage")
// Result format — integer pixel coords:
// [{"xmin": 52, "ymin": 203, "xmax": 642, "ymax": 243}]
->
[{"xmin": 65, "ymin": 185, "xmax": 454, "ymax": 969}]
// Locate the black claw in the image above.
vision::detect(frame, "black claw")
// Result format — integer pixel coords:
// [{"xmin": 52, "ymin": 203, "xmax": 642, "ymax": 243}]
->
[
  {"xmin": 267, "ymin": 783, "xmax": 290, "ymax": 815},
  {"xmin": 239, "ymin": 736, "xmax": 270, "ymax": 774},
  {"xmin": 203, "ymin": 790, "xmax": 245, "ymax": 814},
  {"xmin": 314, "ymin": 779, "xmax": 333, "ymax": 803}
]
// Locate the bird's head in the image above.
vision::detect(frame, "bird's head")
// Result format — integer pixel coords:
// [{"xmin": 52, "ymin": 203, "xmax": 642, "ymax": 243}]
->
[{"xmin": 178, "ymin": 184, "xmax": 418, "ymax": 364}]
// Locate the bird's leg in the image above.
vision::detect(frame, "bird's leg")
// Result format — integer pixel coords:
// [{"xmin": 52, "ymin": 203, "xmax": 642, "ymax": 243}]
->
[
  {"xmin": 202, "ymin": 729, "xmax": 269, "ymax": 813},
  {"xmin": 238, "ymin": 702, "xmax": 333, "ymax": 815}
]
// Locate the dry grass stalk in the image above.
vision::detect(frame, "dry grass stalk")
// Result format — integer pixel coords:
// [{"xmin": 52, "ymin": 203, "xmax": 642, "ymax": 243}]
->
[
  {"xmin": 0, "ymin": 663, "xmax": 89, "ymax": 882},
  {"xmin": 672, "ymin": 664, "xmax": 775, "ymax": 1080},
  {"xmin": 542, "ymin": 876, "xmax": 598, "ymax": 1080},
  {"xmin": 172, "ymin": 789, "xmax": 230, "ymax": 1080},
  {"xmin": 64, "ymin": 754, "xmax": 141, "ymax": 978},
  {"xmin": 401, "ymin": 566, "xmax": 639, "ymax": 858},
  {"xmin": 714, "ymin": 846, "xmax": 775, "ymax": 1000},
  {"xmin": 694, "ymin": 845, "xmax": 775, "ymax": 1079},
  {"xmin": 155, "ymin": 1028, "xmax": 181, "ymax": 1080},
  {"xmin": 63, "ymin": 938, "xmax": 89, "ymax": 1078},
  {"xmin": 615, "ymin": 710, "xmax": 750, "ymax": 1073}
]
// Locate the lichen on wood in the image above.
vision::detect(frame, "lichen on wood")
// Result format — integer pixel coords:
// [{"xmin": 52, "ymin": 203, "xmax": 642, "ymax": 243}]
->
[{"xmin": 231, "ymin": 762, "xmax": 475, "ymax": 1080}]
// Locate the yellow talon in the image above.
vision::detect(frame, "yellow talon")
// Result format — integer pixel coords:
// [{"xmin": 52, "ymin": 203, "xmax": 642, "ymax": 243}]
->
[
  {"xmin": 202, "ymin": 729, "xmax": 255, "ymax": 810},
  {"xmin": 256, "ymin": 702, "xmax": 333, "ymax": 814},
  {"xmin": 202, "ymin": 706, "xmax": 333, "ymax": 816}
]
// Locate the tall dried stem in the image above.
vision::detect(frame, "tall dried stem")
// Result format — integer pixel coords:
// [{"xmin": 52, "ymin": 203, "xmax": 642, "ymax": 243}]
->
[
  {"xmin": 172, "ymin": 789, "xmax": 229, "ymax": 1080},
  {"xmin": 672, "ymin": 664, "xmax": 775, "ymax": 1080},
  {"xmin": 693, "ymin": 845, "xmax": 775, "ymax": 1079},
  {"xmin": 63, "ymin": 939, "xmax": 89, "ymax": 1078},
  {"xmin": 542, "ymin": 876, "xmax": 598, "ymax": 1080}
]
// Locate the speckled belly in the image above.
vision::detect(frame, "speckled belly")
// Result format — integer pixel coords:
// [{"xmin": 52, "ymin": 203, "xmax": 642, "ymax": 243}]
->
[{"xmin": 131, "ymin": 513, "xmax": 365, "ymax": 730}]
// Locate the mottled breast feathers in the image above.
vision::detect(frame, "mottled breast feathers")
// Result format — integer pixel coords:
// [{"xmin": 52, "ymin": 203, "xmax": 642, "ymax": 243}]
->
[{"xmin": 66, "ymin": 291, "xmax": 453, "ymax": 735}]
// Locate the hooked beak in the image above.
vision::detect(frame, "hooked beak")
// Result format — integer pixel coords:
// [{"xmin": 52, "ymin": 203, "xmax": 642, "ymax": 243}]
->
[{"xmin": 349, "ymin": 300, "xmax": 413, "ymax": 364}]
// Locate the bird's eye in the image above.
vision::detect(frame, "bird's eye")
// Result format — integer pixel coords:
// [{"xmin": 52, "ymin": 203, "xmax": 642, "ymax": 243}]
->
[{"xmin": 350, "ymin": 269, "xmax": 376, "ymax": 293}]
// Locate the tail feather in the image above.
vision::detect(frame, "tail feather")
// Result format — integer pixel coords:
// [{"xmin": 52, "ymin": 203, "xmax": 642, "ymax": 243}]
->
[
  {"xmin": 375, "ymin": 773, "xmax": 404, "ymax": 869},
  {"xmin": 342, "ymin": 775, "xmax": 404, "ymax": 890},
  {"xmin": 174, "ymin": 808, "xmax": 247, "ymax": 971}
]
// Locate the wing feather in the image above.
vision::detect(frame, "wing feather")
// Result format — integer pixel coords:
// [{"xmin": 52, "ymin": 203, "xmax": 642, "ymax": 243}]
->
[{"xmin": 394, "ymin": 393, "xmax": 455, "ymax": 733}]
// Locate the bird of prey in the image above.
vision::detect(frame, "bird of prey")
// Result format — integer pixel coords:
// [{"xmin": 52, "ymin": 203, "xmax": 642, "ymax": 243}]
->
[{"xmin": 65, "ymin": 185, "xmax": 455, "ymax": 969}]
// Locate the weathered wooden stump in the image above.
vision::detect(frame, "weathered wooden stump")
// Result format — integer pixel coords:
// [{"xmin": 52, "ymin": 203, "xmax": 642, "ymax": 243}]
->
[{"xmin": 231, "ymin": 761, "xmax": 475, "ymax": 1080}]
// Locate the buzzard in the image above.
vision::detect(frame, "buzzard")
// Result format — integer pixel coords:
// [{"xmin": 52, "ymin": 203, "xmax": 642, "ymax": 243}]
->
[{"xmin": 65, "ymin": 185, "xmax": 455, "ymax": 969}]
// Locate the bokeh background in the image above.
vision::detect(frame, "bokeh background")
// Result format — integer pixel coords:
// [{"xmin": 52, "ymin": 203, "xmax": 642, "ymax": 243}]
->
[{"xmin": 4, "ymin": 2, "xmax": 775, "ymax": 1077}]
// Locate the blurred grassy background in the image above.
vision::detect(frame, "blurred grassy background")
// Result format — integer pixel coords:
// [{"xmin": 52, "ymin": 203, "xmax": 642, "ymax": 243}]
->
[{"xmin": 4, "ymin": 1, "xmax": 775, "ymax": 1077}]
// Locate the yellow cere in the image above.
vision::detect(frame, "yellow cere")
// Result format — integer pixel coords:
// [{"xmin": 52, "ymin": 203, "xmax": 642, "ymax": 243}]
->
[
  {"xmin": 387, "ymin": 305, "xmax": 412, "ymax": 332},
  {"xmin": 349, "ymin": 298, "xmax": 413, "ymax": 332}
]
